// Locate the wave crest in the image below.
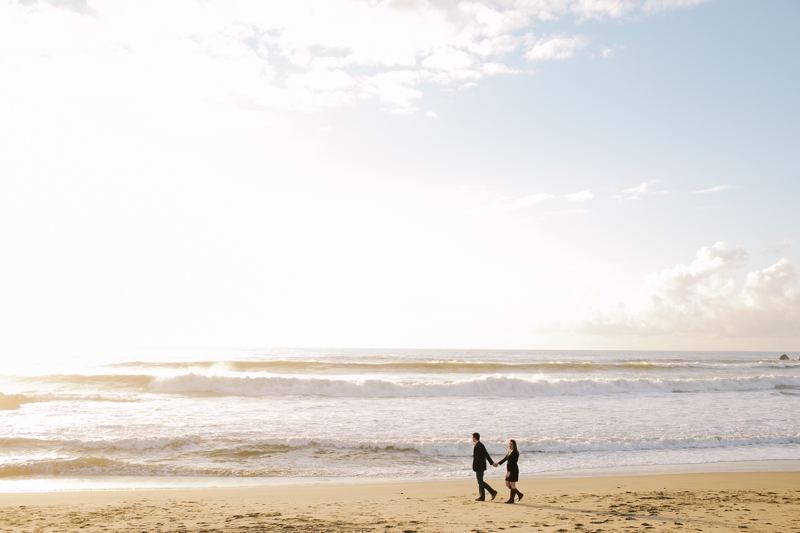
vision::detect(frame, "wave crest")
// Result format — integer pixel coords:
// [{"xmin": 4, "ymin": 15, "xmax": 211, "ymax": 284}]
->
[
  {"xmin": 0, "ymin": 457, "xmax": 291, "ymax": 478},
  {"xmin": 0, "ymin": 393, "xmax": 36, "ymax": 410},
  {"xmin": 149, "ymin": 374, "xmax": 800, "ymax": 398}
]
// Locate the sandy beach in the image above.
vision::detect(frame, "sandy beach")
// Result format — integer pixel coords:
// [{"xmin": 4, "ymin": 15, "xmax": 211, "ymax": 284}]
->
[{"xmin": 2, "ymin": 472, "xmax": 798, "ymax": 533}]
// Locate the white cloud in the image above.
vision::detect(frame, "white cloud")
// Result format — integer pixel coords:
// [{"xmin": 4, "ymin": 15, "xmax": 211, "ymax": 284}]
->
[
  {"xmin": 285, "ymin": 69, "xmax": 357, "ymax": 93},
  {"xmin": 643, "ymin": 0, "xmax": 711, "ymax": 14},
  {"xmin": 689, "ymin": 184, "xmax": 733, "ymax": 195},
  {"xmin": 427, "ymin": 68, "xmax": 483, "ymax": 86},
  {"xmin": 571, "ymin": 242, "xmax": 800, "ymax": 338},
  {"xmin": 426, "ymin": 111, "xmax": 438, "ymax": 119},
  {"xmin": 762, "ymin": 238, "xmax": 793, "ymax": 258},
  {"xmin": 589, "ymin": 44, "xmax": 622, "ymax": 60},
  {"xmin": 618, "ymin": 180, "xmax": 669, "ymax": 200},
  {"xmin": 421, "ymin": 48, "xmax": 473, "ymax": 71},
  {"xmin": 537, "ymin": 209, "xmax": 588, "ymax": 218},
  {"xmin": 481, "ymin": 62, "xmax": 519, "ymax": 76},
  {"xmin": 480, "ymin": 193, "xmax": 555, "ymax": 213},
  {"xmin": 777, "ymin": 238, "xmax": 793, "ymax": 252},
  {"xmin": 564, "ymin": 189, "xmax": 594, "ymax": 202},
  {"xmin": 525, "ymin": 34, "xmax": 587, "ymax": 62},
  {"xmin": 599, "ymin": 44, "xmax": 625, "ymax": 58},
  {"xmin": 0, "ymin": 0, "xmax": 709, "ymax": 117},
  {"xmin": 362, "ymin": 70, "xmax": 424, "ymax": 113},
  {"xmin": 565, "ymin": 0, "xmax": 639, "ymax": 21}
]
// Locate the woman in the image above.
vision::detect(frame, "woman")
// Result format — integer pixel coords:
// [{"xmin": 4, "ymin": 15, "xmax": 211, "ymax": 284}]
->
[{"xmin": 494, "ymin": 439, "xmax": 523, "ymax": 504}]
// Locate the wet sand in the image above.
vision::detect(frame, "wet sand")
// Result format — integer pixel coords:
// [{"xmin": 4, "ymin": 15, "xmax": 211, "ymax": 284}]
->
[{"xmin": 1, "ymin": 472, "xmax": 799, "ymax": 532}]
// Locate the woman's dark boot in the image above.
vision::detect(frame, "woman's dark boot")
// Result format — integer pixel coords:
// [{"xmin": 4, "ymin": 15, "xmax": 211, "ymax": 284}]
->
[
  {"xmin": 505, "ymin": 490, "xmax": 515, "ymax": 504},
  {"xmin": 515, "ymin": 489, "xmax": 523, "ymax": 502}
]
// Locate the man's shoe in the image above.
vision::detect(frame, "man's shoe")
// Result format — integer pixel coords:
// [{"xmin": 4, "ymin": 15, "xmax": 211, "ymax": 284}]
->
[
  {"xmin": 490, "ymin": 490, "xmax": 498, "ymax": 501},
  {"xmin": 474, "ymin": 497, "xmax": 485, "ymax": 501}
]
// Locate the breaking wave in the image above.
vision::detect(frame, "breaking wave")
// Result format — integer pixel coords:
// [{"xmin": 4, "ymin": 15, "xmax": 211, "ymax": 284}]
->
[
  {"xmin": 0, "ymin": 393, "xmax": 36, "ymax": 410},
  {"xmin": 8, "ymin": 372, "xmax": 800, "ymax": 399},
  {"xmin": 0, "ymin": 391, "xmax": 140, "ymax": 408},
  {"xmin": 0, "ymin": 457, "xmax": 291, "ymax": 478},
  {"xmin": 20, "ymin": 373, "xmax": 153, "ymax": 389},
  {"xmin": 148, "ymin": 374, "xmax": 800, "ymax": 398}
]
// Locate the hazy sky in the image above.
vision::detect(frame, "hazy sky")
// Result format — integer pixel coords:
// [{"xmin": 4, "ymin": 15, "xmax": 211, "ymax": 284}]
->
[{"xmin": 1, "ymin": 0, "xmax": 798, "ymax": 352}]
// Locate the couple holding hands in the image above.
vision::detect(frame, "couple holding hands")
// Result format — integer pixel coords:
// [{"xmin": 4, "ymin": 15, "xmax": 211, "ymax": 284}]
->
[{"xmin": 471, "ymin": 432, "xmax": 524, "ymax": 504}]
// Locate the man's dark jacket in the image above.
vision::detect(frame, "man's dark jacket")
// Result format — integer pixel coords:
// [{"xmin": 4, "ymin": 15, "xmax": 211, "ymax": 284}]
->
[{"xmin": 472, "ymin": 441, "xmax": 494, "ymax": 472}]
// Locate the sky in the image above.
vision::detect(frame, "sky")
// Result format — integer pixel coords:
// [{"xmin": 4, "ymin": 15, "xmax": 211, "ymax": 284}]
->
[{"xmin": 1, "ymin": 0, "xmax": 798, "ymax": 352}]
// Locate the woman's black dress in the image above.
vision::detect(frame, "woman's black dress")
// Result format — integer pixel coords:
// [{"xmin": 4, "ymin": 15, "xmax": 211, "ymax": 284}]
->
[{"xmin": 498, "ymin": 450, "xmax": 519, "ymax": 482}]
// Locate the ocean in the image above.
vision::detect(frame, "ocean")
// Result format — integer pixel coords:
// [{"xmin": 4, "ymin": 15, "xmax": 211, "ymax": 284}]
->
[{"xmin": 1, "ymin": 348, "xmax": 799, "ymax": 487}]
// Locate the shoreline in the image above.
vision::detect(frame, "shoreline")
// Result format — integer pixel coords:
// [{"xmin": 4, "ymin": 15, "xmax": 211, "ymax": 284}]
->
[
  {"xmin": 1, "ymin": 459, "xmax": 799, "ymax": 493},
  {"xmin": 1, "ymin": 471, "xmax": 798, "ymax": 532}
]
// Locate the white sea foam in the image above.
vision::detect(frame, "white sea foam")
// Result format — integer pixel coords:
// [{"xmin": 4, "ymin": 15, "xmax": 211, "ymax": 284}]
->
[
  {"xmin": 148, "ymin": 373, "xmax": 800, "ymax": 398},
  {"xmin": 3, "ymin": 433, "xmax": 799, "ymax": 479}
]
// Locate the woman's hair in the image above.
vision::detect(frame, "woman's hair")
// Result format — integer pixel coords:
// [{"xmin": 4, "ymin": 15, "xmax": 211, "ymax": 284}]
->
[{"xmin": 509, "ymin": 439, "xmax": 518, "ymax": 452}]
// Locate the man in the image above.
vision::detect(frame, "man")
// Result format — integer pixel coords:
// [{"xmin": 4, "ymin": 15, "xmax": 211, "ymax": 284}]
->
[{"xmin": 471, "ymin": 432, "xmax": 497, "ymax": 501}]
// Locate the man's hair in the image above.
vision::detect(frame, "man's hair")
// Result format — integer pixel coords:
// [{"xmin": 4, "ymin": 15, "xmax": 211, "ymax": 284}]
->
[{"xmin": 472, "ymin": 432, "xmax": 480, "ymax": 441}]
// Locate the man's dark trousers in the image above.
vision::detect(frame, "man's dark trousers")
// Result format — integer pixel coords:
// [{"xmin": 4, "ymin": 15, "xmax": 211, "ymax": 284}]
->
[
  {"xmin": 475, "ymin": 469, "xmax": 494, "ymax": 500},
  {"xmin": 473, "ymin": 440, "xmax": 495, "ymax": 500}
]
